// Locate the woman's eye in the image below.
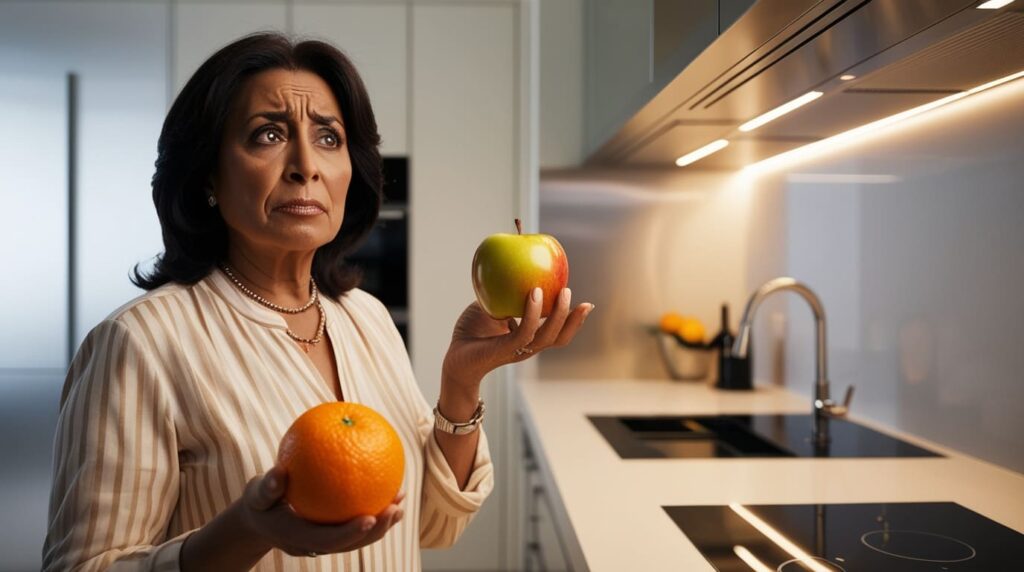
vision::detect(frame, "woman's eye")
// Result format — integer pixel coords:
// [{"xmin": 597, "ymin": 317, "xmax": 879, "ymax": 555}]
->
[
  {"xmin": 319, "ymin": 130, "xmax": 344, "ymax": 148},
  {"xmin": 254, "ymin": 127, "xmax": 285, "ymax": 144},
  {"xmin": 252, "ymin": 126, "xmax": 343, "ymax": 148}
]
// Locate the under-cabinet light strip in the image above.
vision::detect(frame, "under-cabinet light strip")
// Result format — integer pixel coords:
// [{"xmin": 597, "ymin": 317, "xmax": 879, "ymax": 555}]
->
[
  {"xmin": 739, "ymin": 91, "xmax": 824, "ymax": 132},
  {"xmin": 743, "ymin": 68, "xmax": 1024, "ymax": 174},
  {"xmin": 675, "ymin": 139, "xmax": 729, "ymax": 167},
  {"xmin": 977, "ymin": 0, "xmax": 1014, "ymax": 10}
]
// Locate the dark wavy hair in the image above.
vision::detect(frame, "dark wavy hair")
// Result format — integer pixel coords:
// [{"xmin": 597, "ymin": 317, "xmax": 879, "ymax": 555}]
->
[{"xmin": 132, "ymin": 31, "xmax": 382, "ymax": 298}]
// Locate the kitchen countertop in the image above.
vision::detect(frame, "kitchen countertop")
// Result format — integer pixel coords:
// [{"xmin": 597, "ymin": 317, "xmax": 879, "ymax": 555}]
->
[{"xmin": 515, "ymin": 378, "xmax": 1024, "ymax": 571}]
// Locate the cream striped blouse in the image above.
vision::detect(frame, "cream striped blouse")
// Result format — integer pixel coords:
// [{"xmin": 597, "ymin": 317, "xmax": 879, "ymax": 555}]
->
[{"xmin": 42, "ymin": 269, "xmax": 494, "ymax": 571}]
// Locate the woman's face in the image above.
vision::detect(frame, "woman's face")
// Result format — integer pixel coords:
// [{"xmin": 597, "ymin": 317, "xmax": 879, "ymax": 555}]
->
[{"xmin": 211, "ymin": 68, "xmax": 352, "ymax": 257}]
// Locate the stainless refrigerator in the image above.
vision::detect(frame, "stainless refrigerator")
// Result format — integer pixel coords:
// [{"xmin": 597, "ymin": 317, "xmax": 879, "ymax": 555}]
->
[{"xmin": 0, "ymin": 3, "xmax": 170, "ymax": 570}]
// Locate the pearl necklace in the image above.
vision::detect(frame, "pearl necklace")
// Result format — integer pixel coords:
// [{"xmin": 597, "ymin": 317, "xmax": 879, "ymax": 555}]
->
[
  {"xmin": 220, "ymin": 264, "xmax": 327, "ymax": 353},
  {"xmin": 220, "ymin": 264, "xmax": 317, "ymax": 313}
]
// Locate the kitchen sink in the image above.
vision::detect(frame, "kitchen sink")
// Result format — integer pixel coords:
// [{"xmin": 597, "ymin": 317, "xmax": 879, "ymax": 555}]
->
[{"xmin": 588, "ymin": 414, "xmax": 942, "ymax": 459}]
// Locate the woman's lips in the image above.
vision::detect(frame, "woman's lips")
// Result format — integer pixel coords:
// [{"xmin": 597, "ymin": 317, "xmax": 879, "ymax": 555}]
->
[
  {"xmin": 274, "ymin": 200, "xmax": 326, "ymax": 216},
  {"xmin": 275, "ymin": 204, "xmax": 324, "ymax": 216}
]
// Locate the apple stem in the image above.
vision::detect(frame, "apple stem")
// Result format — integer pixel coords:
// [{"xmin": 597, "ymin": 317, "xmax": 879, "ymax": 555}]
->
[{"xmin": 515, "ymin": 218, "xmax": 523, "ymax": 235}]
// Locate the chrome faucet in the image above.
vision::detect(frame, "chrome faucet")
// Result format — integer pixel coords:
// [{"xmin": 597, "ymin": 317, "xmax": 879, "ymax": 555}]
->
[{"xmin": 731, "ymin": 277, "xmax": 854, "ymax": 446}]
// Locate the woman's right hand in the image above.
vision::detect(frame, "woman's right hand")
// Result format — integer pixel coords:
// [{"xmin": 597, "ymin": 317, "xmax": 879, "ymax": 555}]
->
[{"xmin": 238, "ymin": 465, "xmax": 405, "ymax": 558}]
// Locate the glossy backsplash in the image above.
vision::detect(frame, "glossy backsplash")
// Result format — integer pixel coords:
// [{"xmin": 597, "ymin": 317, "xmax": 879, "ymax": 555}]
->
[{"xmin": 744, "ymin": 77, "xmax": 1024, "ymax": 473}]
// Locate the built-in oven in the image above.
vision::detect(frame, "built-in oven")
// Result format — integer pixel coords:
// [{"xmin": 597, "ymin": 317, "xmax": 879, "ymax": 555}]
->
[{"xmin": 347, "ymin": 157, "xmax": 409, "ymax": 349}]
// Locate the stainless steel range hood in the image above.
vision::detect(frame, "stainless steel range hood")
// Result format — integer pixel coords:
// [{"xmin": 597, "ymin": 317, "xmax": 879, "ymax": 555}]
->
[{"xmin": 587, "ymin": 0, "xmax": 1024, "ymax": 169}]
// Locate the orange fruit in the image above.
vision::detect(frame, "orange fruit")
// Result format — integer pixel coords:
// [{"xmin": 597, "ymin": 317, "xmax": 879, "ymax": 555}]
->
[
  {"xmin": 277, "ymin": 402, "xmax": 405, "ymax": 524},
  {"xmin": 659, "ymin": 312, "xmax": 685, "ymax": 334},
  {"xmin": 677, "ymin": 317, "xmax": 706, "ymax": 344}
]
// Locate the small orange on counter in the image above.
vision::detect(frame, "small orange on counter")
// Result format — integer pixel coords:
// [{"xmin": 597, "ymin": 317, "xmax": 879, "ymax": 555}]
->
[
  {"xmin": 677, "ymin": 317, "xmax": 706, "ymax": 345},
  {"xmin": 659, "ymin": 312, "xmax": 685, "ymax": 334}
]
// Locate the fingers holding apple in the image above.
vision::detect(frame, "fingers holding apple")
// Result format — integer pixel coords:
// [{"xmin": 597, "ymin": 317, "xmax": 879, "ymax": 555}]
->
[
  {"xmin": 504, "ymin": 286, "xmax": 545, "ymax": 359},
  {"xmin": 522, "ymin": 287, "xmax": 573, "ymax": 350},
  {"xmin": 504, "ymin": 289, "xmax": 594, "ymax": 363},
  {"xmin": 549, "ymin": 296, "xmax": 594, "ymax": 349}
]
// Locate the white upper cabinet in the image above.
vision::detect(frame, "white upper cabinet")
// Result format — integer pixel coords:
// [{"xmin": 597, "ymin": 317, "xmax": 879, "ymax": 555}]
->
[
  {"xmin": 173, "ymin": 2, "xmax": 288, "ymax": 97},
  {"xmin": 292, "ymin": 4, "xmax": 408, "ymax": 156},
  {"xmin": 583, "ymin": 0, "xmax": 754, "ymax": 155}
]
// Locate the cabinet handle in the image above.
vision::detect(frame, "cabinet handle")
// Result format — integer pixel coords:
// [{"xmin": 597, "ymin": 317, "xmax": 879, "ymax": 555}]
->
[{"xmin": 66, "ymin": 71, "xmax": 79, "ymax": 366}]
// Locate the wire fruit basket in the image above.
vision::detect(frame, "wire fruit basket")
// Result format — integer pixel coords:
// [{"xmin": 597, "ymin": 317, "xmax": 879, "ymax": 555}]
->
[{"xmin": 649, "ymin": 326, "xmax": 713, "ymax": 381}]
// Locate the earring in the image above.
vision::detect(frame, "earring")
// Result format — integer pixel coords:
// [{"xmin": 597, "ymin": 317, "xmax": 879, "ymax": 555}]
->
[{"xmin": 207, "ymin": 193, "xmax": 217, "ymax": 207}]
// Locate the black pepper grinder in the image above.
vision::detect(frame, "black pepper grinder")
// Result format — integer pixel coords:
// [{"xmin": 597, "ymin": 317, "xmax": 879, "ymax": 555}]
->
[{"xmin": 715, "ymin": 303, "xmax": 753, "ymax": 390}]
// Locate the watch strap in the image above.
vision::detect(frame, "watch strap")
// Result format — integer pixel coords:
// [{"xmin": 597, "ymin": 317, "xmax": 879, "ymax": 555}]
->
[{"xmin": 433, "ymin": 399, "xmax": 485, "ymax": 435}]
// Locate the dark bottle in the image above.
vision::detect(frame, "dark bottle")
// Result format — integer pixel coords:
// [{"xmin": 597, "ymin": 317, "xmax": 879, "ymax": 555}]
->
[{"xmin": 715, "ymin": 303, "xmax": 753, "ymax": 390}]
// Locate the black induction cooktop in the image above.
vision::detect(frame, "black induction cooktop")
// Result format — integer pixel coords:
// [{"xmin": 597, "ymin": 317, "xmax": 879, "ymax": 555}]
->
[
  {"xmin": 588, "ymin": 414, "xmax": 941, "ymax": 459},
  {"xmin": 664, "ymin": 502, "xmax": 1024, "ymax": 571}
]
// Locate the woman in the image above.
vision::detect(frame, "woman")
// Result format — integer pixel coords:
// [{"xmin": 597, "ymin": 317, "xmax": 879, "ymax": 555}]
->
[{"xmin": 42, "ymin": 32, "xmax": 593, "ymax": 571}]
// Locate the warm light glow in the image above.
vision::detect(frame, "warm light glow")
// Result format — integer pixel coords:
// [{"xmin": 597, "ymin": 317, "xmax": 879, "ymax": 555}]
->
[
  {"xmin": 739, "ymin": 91, "xmax": 824, "ymax": 132},
  {"xmin": 840, "ymin": 74, "xmax": 856, "ymax": 81},
  {"xmin": 977, "ymin": 0, "xmax": 1014, "ymax": 9},
  {"xmin": 733, "ymin": 545, "xmax": 773, "ymax": 572},
  {"xmin": 675, "ymin": 139, "xmax": 729, "ymax": 167},
  {"xmin": 744, "ymin": 68, "xmax": 1024, "ymax": 174},
  {"xmin": 787, "ymin": 173, "xmax": 900, "ymax": 184},
  {"xmin": 729, "ymin": 503, "xmax": 835, "ymax": 572}
]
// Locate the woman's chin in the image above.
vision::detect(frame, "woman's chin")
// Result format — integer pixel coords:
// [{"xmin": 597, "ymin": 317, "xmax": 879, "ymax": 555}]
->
[{"xmin": 263, "ymin": 225, "xmax": 337, "ymax": 253}]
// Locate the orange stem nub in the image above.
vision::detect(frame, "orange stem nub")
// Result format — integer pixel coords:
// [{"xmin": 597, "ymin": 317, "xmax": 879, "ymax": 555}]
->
[{"xmin": 515, "ymin": 218, "xmax": 523, "ymax": 235}]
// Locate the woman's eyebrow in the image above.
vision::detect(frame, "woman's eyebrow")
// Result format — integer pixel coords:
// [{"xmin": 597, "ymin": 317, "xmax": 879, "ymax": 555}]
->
[
  {"xmin": 311, "ymin": 111, "xmax": 344, "ymax": 128},
  {"xmin": 247, "ymin": 110, "xmax": 343, "ymax": 127}
]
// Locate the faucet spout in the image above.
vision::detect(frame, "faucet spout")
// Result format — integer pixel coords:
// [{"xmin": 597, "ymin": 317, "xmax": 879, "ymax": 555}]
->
[{"xmin": 733, "ymin": 277, "xmax": 846, "ymax": 445}]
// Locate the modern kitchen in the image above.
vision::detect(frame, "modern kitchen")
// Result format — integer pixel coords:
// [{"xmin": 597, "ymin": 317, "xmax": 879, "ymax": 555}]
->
[{"xmin": 2, "ymin": 1, "xmax": 1023, "ymax": 571}]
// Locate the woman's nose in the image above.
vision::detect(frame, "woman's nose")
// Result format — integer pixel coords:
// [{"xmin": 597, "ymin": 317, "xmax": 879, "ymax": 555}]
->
[
  {"xmin": 286, "ymin": 141, "xmax": 320, "ymax": 184},
  {"xmin": 288, "ymin": 170, "xmax": 318, "ymax": 184}
]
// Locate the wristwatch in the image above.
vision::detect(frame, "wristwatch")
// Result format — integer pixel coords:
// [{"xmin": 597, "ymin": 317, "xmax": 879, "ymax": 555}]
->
[{"xmin": 433, "ymin": 399, "xmax": 485, "ymax": 435}]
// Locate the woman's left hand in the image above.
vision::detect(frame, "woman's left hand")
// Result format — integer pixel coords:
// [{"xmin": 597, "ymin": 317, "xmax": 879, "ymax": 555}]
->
[{"xmin": 441, "ymin": 287, "xmax": 594, "ymax": 387}]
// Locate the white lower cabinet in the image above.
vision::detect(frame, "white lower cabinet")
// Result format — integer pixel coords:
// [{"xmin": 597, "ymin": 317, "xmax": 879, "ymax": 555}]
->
[{"xmin": 522, "ymin": 428, "xmax": 575, "ymax": 572}]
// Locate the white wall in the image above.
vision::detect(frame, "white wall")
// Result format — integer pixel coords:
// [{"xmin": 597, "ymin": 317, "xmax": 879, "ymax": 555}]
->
[{"xmin": 743, "ymin": 75, "xmax": 1024, "ymax": 473}]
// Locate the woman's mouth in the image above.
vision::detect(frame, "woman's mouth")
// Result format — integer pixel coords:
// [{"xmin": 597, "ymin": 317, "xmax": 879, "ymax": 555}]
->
[
  {"xmin": 276, "ymin": 205, "xmax": 324, "ymax": 216},
  {"xmin": 274, "ymin": 200, "xmax": 326, "ymax": 216}
]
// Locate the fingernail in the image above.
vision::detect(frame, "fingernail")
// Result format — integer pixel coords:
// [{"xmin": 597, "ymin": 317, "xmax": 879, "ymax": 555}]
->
[
  {"xmin": 582, "ymin": 304, "xmax": 595, "ymax": 320},
  {"xmin": 532, "ymin": 287, "xmax": 542, "ymax": 302},
  {"xmin": 561, "ymin": 288, "xmax": 572, "ymax": 304},
  {"xmin": 362, "ymin": 518, "xmax": 375, "ymax": 532}
]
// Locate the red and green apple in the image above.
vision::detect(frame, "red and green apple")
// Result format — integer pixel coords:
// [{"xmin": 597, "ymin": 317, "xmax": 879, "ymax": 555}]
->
[{"xmin": 472, "ymin": 219, "xmax": 569, "ymax": 319}]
